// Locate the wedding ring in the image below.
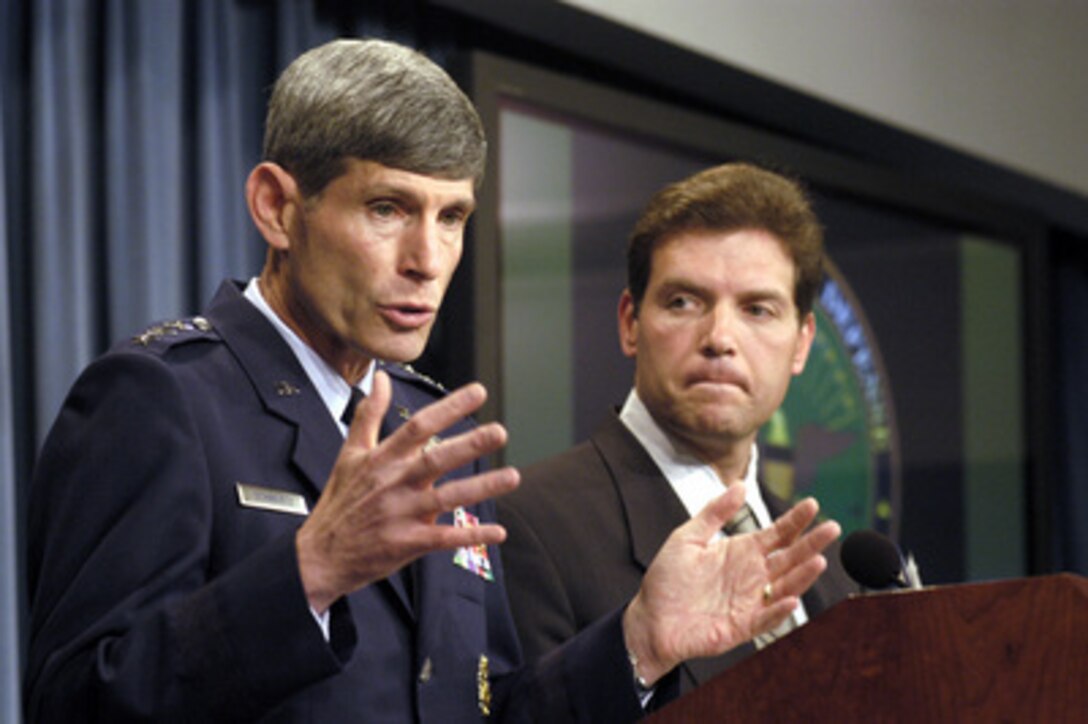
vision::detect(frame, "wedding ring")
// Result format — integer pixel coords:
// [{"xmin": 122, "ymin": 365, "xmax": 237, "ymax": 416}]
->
[{"xmin": 762, "ymin": 582, "xmax": 773, "ymax": 604}]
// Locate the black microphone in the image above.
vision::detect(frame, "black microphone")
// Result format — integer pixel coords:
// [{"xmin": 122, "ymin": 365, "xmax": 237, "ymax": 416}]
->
[{"xmin": 840, "ymin": 529, "xmax": 909, "ymax": 590}]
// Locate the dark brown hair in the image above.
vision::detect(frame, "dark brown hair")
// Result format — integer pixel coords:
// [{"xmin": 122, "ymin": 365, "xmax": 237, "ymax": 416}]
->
[{"xmin": 627, "ymin": 162, "xmax": 825, "ymax": 318}]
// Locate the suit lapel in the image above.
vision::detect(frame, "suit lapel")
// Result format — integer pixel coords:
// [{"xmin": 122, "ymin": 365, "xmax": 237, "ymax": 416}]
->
[
  {"xmin": 592, "ymin": 416, "xmax": 688, "ymax": 572},
  {"xmin": 205, "ymin": 281, "xmax": 343, "ymax": 496}
]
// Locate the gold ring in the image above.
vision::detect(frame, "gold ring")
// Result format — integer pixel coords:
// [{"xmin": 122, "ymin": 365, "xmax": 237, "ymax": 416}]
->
[{"xmin": 762, "ymin": 582, "xmax": 773, "ymax": 604}]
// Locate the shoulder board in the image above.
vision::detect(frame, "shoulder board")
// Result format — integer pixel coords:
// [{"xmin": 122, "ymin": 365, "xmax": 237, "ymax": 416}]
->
[
  {"xmin": 131, "ymin": 316, "xmax": 218, "ymax": 348},
  {"xmin": 379, "ymin": 361, "xmax": 449, "ymax": 395}
]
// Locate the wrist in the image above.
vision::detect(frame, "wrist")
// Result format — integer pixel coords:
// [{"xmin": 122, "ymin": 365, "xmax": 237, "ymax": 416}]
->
[
  {"xmin": 295, "ymin": 527, "xmax": 339, "ymax": 614},
  {"xmin": 622, "ymin": 597, "xmax": 670, "ymax": 686},
  {"xmin": 626, "ymin": 648, "xmax": 654, "ymax": 695}
]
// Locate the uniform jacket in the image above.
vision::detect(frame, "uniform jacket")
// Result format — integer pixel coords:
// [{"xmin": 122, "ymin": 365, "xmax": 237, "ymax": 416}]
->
[
  {"xmin": 25, "ymin": 280, "xmax": 641, "ymax": 723},
  {"xmin": 497, "ymin": 413, "xmax": 858, "ymax": 696}
]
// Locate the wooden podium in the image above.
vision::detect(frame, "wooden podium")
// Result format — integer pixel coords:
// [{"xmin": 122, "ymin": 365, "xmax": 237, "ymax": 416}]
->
[{"xmin": 648, "ymin": 574, "xmax": 1087, "ymax": 722}]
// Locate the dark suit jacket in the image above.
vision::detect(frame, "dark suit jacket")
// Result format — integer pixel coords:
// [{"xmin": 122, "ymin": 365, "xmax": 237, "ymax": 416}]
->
[
  {"xmin": 25, "ymin": 280, "xmax": 642, "ymax": 723},
  {"xmin": 497, "ymin": 413, "xmax": 857, "ymax": 696}
]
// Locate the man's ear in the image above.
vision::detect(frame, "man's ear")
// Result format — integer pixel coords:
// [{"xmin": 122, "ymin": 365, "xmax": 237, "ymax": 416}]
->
[
  {"xmin": 792, "ymin": 311, "xmax": 817, "ymax": 375},
  {"xmin": 246, "ymin": 162, "xmax": 302, "ymax": 251},
  {"xmin": 617, "ymin": 289, "xmax": 639, "ymax": 359}
]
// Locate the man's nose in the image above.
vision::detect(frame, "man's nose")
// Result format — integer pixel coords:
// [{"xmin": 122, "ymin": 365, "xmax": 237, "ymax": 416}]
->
[
  {"xmin": 400, "ymin": 218, "xmax": 442, "ymax": 280},
  {"xmin": 701, "ymin": 306, "xmax": 737, "ymax": 357}
]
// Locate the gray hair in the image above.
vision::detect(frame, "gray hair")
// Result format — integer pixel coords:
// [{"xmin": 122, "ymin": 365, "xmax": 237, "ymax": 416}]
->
[{"xmin": 262, "ymin": 38, "xmax": 487, "ymax": 196}]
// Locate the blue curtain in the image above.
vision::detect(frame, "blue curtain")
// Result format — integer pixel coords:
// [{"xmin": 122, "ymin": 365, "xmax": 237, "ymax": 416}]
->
[
  {"xmin": 1, "ymin": 0, "xmax": 421, "ymax": 716},
  {"xmin": 1, "ymin": 45, "xmax": 21, "ymax": 723},
  {"xmin": 2, "ymin": 2, "xmax": 30, "ymax": 719}
]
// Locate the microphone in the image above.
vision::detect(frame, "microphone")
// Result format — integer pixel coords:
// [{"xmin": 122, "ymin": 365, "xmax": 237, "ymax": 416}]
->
[{"xmin": 840, "ymin": 530, "xmax": 919, "ymax": 590}]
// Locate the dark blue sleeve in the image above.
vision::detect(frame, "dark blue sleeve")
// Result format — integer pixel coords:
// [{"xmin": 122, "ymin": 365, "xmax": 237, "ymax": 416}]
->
[{"xmin": 24, "ymin": 351, "xmax": 349, "ymax": 721}]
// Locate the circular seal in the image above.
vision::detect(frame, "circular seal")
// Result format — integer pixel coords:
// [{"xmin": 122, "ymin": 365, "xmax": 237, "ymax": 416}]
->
[{"xmin": 758, "ymin": 258, "xmax": 901, "ymax": 538}]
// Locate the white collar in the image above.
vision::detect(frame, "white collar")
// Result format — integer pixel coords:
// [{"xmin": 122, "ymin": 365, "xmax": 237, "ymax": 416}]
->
[
  {"xmin": 618, "ymin": 389, "xmax": 773, "ymax": 528},
  {"xmin": 243, "ymin": 278, "xmax": 375, "ymax": 435}
]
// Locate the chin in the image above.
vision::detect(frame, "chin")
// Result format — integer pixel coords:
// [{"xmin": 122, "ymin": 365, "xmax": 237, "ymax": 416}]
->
[
  {"xmin": 372, "ymin": 335, "xmax": 430, "ymax": 364},
  {"xmin": 688, "ymin": 412, "xmax": 747, "ymax": 438},
  {"xmin": 374, "ymin": 346, "xmax": 425, "ymax": 365}
]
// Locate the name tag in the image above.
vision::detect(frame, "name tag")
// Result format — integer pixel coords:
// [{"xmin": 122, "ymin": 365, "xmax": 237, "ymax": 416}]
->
[{"xmin": 235, "ymin": 483, "xmax": 309, "ymax": 516}]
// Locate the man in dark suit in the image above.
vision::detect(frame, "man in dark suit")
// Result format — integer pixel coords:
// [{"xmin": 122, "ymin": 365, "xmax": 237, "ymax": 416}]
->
[
  {"xmin": 25, "ymin": 41, "xmax": 839, "ymax": 722},
  {"xmin": 499, "ymin": 162, "xmax": 858, "ymax": 698}
]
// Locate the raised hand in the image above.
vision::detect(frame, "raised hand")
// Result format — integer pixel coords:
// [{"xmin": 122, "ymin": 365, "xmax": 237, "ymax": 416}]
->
[
  {"xmin": 296, "ymin": 371, "xmax": 520, "ymax": 613},
  {"xmin": 622, "ymin": 482, "xmax": 840, "ymax": 685}
]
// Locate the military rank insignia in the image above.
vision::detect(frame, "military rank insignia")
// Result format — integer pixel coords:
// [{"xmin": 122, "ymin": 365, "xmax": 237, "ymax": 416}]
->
[
  {"xmin": 133, "ymin": 316, "xmax": 212, "ymax": 346},
  {"xmin": 452, "ymin": 507, "xmax": 494, "ymax": 581}
]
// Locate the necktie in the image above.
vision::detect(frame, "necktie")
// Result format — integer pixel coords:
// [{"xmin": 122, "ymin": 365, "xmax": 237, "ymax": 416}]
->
[
  {"xmin": 723, "ymin": 502, "xmax": 798, "ymax": 647},
  {"xmin": 341, "ymin": 386, "xmax": 365, "ymax": 427},
  {"xmin": 724, "ymin": 503, "xmax": 758, "ymax": 536}
]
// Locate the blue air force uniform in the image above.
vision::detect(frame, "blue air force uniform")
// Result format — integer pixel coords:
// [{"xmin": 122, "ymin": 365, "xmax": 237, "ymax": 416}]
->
[{"xmin": 25, "ymin": 280, "xmax": 642, "ymax": 723}]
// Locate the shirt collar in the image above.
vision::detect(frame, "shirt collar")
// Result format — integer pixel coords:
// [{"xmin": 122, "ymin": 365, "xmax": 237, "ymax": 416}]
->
[
  {"xmin": 244, "ymin": 278, "xmax": 375, "ymax": 435},
  {"xmin": 618, "ymin": 388, "xmax": 772, "ymax": 527}
]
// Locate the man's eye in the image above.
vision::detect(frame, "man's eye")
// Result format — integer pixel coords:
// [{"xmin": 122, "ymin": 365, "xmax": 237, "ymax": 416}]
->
[
  {"xmin": 370, "ymin": 201, "xmax": 400, "ymax": 218},
  {"xmin": 439, "ymin": 209, "xmax": 467, "ymax": 227},
  {"xmin": 667, "ymin": 295, "xmax": 693, "ymax": 310},
  {"xmin": 745, "ymin": 303, "xmax": 773, "ymax": 318}
]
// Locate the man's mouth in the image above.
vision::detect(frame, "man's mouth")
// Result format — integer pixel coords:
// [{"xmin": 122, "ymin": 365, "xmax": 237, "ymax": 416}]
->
[
  {"xmin": 378, "ymin": 303, "xmax": 436, "ymax": 330},
  {"xmin": 687, "ymin": 370, "xmax": 747, "ymax": 392}
]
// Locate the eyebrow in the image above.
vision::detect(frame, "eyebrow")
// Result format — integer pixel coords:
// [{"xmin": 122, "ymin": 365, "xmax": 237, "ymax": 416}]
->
[
  {"xmin": 654, "ymin": 278, "xmax": 792, "ymax": 306},
  {"xmin": 652, "ymin": 278, "xmax": 704, "ymax": 299},
  {"xmin": 365, "ymin": 182, "xmax": 475, "ymax": 211},
  {"xmin": 736, "ymin": 287, "xmax": 791, "ymax": 303}
]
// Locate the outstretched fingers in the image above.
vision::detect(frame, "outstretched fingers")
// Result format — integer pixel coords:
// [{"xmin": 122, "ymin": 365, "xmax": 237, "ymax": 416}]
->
[
  {"xmin": 753, "ymin": 593, "xmax": 807, "ymax": 633},
  {"xmin": 752, "ymin": 546, "xmax": 829, "ymax": 634},
  {"xmin": 380, "ymin": 380, "xmax": 491, "ymax": 456},
  {"xmin": 415, "ymin": 466, "xmax": 521, "ymax": 524},
  {"xmin": 300, "ymin": 377, "xmax": 520, "ymax": 610},
  {"xmin": 345, "ymin": 374, "xmax": 491, "ymax": 454},
  {"xmin": 372, "ymin": 467, "xmax": 520, "ymax": 570},
  {"xmin": 344, "ymin": 376, "xmax": 509, "ymax": 491},
  {"xmin": 406, "ymin": 421, "xmax": 510, "ymax": 488},
  {"xmin": 766, "ymin": 518, "xmax": 840, "ymax": 577},
  {"xmin": 760, "ymin": 497, "xmax": 820, "ymax": 551},
  {"xmin": 762, "ymin": 518, "xmax": 840, "ymax": 602}
]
